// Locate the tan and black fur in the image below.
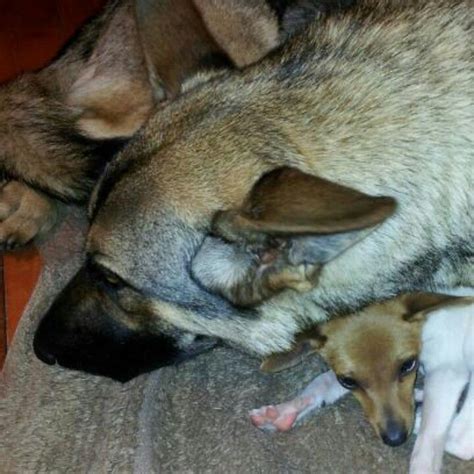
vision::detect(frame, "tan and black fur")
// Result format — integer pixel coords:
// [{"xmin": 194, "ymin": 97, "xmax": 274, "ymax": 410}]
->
[
  {"xmin": 0, "ymin": 0, "xmax": 334, "ymax": 248},
  {"xmin": 34, "ymin": 0, "xmax": 473, "ymax": 381}
]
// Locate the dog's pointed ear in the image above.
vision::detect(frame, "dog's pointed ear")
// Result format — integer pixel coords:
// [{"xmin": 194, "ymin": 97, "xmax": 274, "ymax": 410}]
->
[
  {"xmin": 401, "ymin": 293, "xmax": 474, "ymax": 323},
  {"xmin": 213, "ymin": 167, "xmax": 397, "ymax": 297},
  {"xmin": 135, "ymin": 0, "xmax": 279, "ymax": 97},
  {"xmin": 66, "ymin": 2, "xmax": 155, "ymax": 139},
  {"xmin": 193, "ymin": 0, "xmax": 280, "ymax": 68},
  {"xmin": 261, "ymin": 327, "xmax": 327, "ymax": 373}
]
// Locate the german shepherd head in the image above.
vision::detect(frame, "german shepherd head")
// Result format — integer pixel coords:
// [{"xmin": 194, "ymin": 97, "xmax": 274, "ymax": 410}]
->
[{"xmin": 33, "ymin": 0, "xmax": 473, "ymax": 382}]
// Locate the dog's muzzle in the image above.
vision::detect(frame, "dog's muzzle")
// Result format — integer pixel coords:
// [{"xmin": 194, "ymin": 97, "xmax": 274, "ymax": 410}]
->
[{"xmin": 33, "ymin": 266, "xmax": 217, "ymax": 382}]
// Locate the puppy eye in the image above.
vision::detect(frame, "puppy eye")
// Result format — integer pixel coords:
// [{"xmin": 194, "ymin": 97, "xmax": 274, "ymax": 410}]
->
[
  {"xmin": 337, "ymin": 375, "xmax": 358, "ymax": 390},
  {"xmin": 400, "ymin": 357, "xmax": 418, "ymax": 377}
]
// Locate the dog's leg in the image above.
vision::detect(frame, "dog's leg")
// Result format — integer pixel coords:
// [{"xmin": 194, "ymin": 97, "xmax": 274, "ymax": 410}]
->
[
  {"xmin": 249, "ymin": 370, "xmax": 348, "ymax": 432},
  {"xmin": 410, "ymin": 369, "xmax": 469, "ymax": 474},
  {"xmin": 413, "ymin": 388, "xmax": 424, "ymax": 435},
  {"xmin": 445, "ymin": 374, "xmax": 474, "ymax": 460},
  {"xmin": 0, "ymin": 181, "xmax": 59, "ymax": 249}
]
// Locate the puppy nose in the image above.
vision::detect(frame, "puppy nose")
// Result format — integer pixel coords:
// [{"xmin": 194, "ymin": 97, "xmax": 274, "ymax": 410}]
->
[{"xmin": 381, "ymin": 420, "xmax": 408, "ymax": 447}]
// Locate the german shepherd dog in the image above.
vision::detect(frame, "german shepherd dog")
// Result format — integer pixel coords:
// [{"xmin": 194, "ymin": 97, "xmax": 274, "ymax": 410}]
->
[
  {"xmin": 0, "ymin": 0, "xmax": 337, "ymax": 248},
  {"xmin": 34, "ymin": 0, "xmax": 473, "ymax": 382}
]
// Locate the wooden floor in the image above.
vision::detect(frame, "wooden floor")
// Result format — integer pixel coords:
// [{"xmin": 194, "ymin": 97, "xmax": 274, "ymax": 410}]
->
[
  {"xmin": 0, "ymin": 258, "xmax": 5, "ymax": 365},
  {"xmin": 0, "ymin": 0, "xmax": 107, "ymax": 367}
]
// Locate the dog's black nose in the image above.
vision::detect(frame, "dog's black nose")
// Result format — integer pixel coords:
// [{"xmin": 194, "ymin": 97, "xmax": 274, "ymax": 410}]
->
[
  {"xmin": 33, "ymin": 335, "xmax": 57, "ymax": 365},
  {"xmin": 381, "ymin": 420, "xmax": 408, "ymax": 447}
]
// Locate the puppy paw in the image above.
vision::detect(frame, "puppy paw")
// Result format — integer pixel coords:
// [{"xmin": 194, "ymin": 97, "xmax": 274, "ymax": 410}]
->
[
  {"xmin": 445, "ymin": 416, "xmax": 474, "ymax": 460},
  {"xmin": 0, "ymin": 181, "xmax": 58, "ymax": 249},
  {"xmin": 249, "ymin": 404, "xmax": 298, "ymax": 432}
]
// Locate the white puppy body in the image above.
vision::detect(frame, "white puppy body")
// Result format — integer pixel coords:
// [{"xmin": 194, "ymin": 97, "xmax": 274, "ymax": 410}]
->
[
  {"xmin": 410, "ymin": 290, "xmax": 474, "ymax": 473},
  {"xmin": 250, "ymin": 288, "xmax": 474, "ymax": 474}
]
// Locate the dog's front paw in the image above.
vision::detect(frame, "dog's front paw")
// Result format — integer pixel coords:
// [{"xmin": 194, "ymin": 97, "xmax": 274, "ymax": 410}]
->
[
  {"xmin": 0, "ymin": 181, "xmax": 58, "ymax": 249},
  {"xmin": 445, "ymin": 415, "xmax": 474, "ymax": 461},
  {"xmin": 410, "ymin": 453, "xmax": 441, "ymax": 474},
  {"xmin": 249, "ymin": 404, "xmax": 298, "ymax": 432},
  {"xmin": 410, "ymin": 441, "xmax": 444, "ymax": 474}
]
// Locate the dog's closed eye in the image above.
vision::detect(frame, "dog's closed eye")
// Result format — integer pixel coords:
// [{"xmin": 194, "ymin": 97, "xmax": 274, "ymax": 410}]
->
[
  {"xmin": 88, "ymin": 260, "xmax": 129, "ymax": 291},
  {"xmin": 101, "ymin": 269, "xmax": 124, "ymax": 288}
]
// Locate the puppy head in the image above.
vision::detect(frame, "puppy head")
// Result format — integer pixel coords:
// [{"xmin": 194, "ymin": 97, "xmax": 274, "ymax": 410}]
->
[{"xmin": 262, "ymin": 293, "xmax": 470, "ymax": 446}]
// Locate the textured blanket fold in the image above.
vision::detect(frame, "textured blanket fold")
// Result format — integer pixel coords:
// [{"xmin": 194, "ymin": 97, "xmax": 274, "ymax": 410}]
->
[{"xmin": 0, "ymin": 208, "xmax": 470, "ymax": 473}]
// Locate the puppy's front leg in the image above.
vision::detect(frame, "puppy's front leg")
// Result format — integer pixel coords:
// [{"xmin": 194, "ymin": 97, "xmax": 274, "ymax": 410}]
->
[
  {"xmin": 410, "ymin": 369, "xmax": 469, "ymax": 474},
  {"xmin": 249, "ymin": 370, "xmax": 348, "ymax": 432},
  {"xmin": 446, "ymin": 374, "xmax": 474, "ymax": 460}
]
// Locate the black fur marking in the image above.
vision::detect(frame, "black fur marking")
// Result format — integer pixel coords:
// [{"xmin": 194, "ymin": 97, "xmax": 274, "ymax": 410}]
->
[
  {"xmin": 198, "ymin": 52, "xmax": 234, "ymax": 71},
  {"xmin": 267, "ymin": 0, "xmax": 356, "ymax": 22},
  {"xmin": 41, "ymin": 131, "xmax": 128, "ymax": 203},
  {"xmin": 276, "ymin": 46, "xmax": 333, "ymax": 83},
  {"xmin": 389, "ymin": 246, "xmax": 458, "ymax": 291},
  {"xmin": 267, "ymin": 0, "xmax": 292, "ymax": 21},
  {"xmin": 410, "ymin": 240, "xmax": 468, "ymax": 291}
]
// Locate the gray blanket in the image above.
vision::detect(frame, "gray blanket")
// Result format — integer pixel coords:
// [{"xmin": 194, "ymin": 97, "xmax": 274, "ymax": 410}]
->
[{"xmin": 0, "ymin": 208, "xmax": 471, "ymax": 473}]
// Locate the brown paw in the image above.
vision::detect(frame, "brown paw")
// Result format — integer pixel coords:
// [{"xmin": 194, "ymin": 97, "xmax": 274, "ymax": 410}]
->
[{"xmin": 0, "ymin": 181, "xmax": 58, "ymax": 250}]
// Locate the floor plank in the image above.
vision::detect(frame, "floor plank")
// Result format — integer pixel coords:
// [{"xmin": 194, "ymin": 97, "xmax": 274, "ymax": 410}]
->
[{"xmin": 0, "ymin": 255, "xmax": 6, "ymax": 367}]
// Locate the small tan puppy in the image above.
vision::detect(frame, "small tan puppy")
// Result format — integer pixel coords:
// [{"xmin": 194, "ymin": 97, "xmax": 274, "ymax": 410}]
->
[{"xmin": 251, "ymin": 291, "xmax": 474, "ymax": 472}]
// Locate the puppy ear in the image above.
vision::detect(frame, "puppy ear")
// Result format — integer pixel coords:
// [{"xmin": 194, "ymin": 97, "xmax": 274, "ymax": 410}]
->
[
  {"xmin": 260, "ymin": 327, "xmax": 327, "ymax": 373},
  {"xmin": 401, "ymin": 292, "xmax": 474, "ymax": 323},
  {"xmin": 66, "ymin": 2, "xmax": 155, "ymax": 139},
  {"xmin": 136, "ymin": 0, "xmax": 279, "ymax": 97},
  {"xmin": 212, "ymin": 167, "xmax": 396, "ymax": 302}
]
